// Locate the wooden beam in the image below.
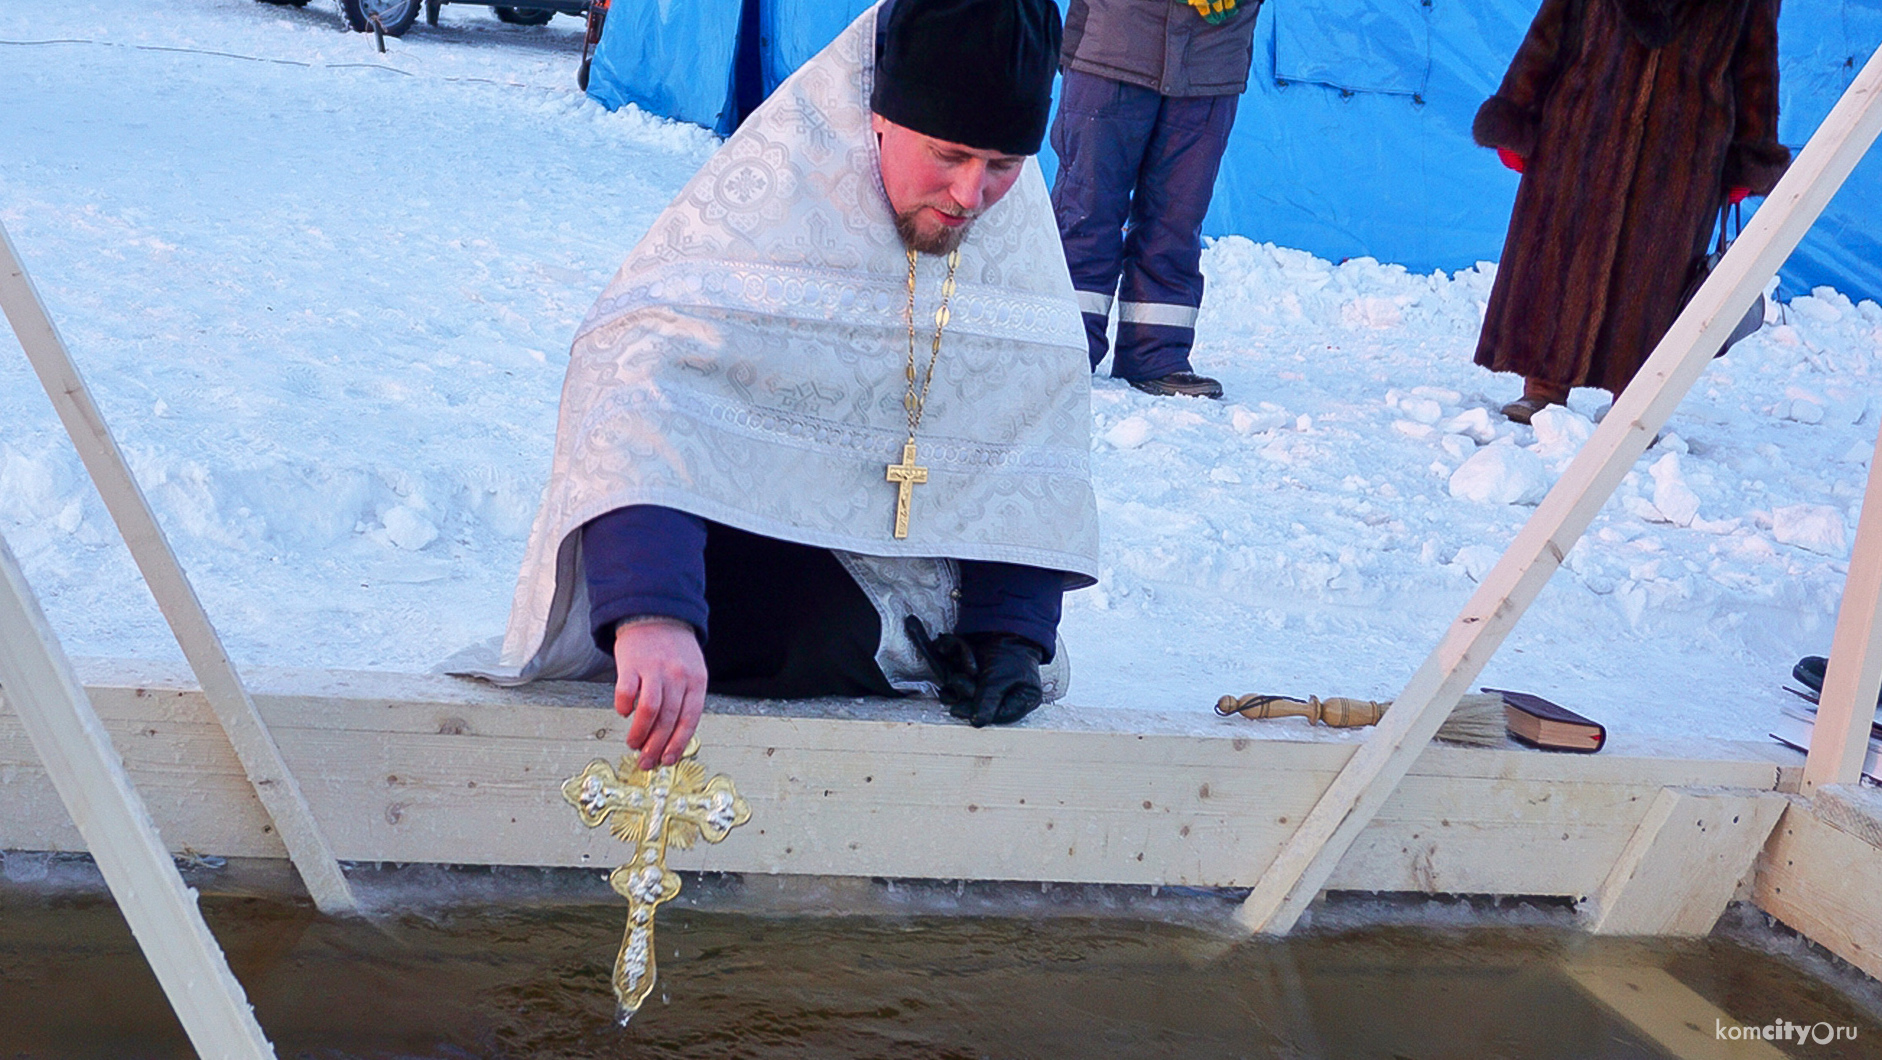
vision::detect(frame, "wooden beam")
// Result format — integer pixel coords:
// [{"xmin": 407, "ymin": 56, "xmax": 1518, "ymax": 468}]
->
[
  {"xmin": 0, "ymin": 535, "xmax": 276, "ymax": 1059},
  {"xmin": 1807, "ymin": 782, "xmax": 1882, "ymax": 848},
  {"xmin": 1803, "ymin": 422, "xmax": 1882, "ymax": 793},
  {"xmin": 1234, "ymin": 40, "xmax": 1882, "ymax": 936},
  {"xmin": 1756, "ymin": 788, "xmax": 1882, "ymax": 981},
  {"xmin": 0, "ymin": 222, "xmax": 355, "ymax": 914},
  {"xmin": 1586, "ymin": 787, "xmax": 1786, "ymax": 936},
  {"xmin": 1563, "ymin": 962, "xmax": 1790, "ymax": 1060},
  {"xmin": 0, "ymin": 661, "xmax": 1786, "ymax": 900}
]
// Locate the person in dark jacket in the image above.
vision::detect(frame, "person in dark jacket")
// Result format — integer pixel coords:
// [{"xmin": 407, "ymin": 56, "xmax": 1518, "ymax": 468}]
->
[
  {"xmin": 1049, "ymin": 0, "xmax": 1260, "ymax": 399},
  {"xmin": 1472, "ymin": 0, "xmax": 1789, "ymax": 424}
]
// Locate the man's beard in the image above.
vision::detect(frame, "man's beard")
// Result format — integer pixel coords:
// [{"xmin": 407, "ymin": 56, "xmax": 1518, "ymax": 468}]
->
[{"xmin": 894, "ymin": 206, "xmax": 974, "ymax": 255}]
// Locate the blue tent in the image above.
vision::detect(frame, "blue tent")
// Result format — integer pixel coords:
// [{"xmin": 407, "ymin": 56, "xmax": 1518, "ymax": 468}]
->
[{"xmin": 586, "ymin": 0, "xmax": 1882, "ymax": 303}]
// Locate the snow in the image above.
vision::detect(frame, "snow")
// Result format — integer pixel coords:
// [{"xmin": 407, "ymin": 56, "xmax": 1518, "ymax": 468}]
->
[
  {"xmin": 1448, "ymin": 443, "xmax": 1550, "ymax": 506},
  {"xmin": 3, "ymin": 1, "xmax": 1878, "ymax": 748}
]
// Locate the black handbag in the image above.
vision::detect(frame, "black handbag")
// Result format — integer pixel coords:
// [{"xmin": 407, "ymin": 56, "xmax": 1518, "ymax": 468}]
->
[{"xmin": 1681, "ymin": 200, "xmax": 1765, "ymax": 357}]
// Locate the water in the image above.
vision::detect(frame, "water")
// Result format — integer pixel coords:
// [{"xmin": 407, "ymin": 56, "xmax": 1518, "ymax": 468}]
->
[{"xmin": 2, "ymin": 880, "xmax": 1879, "ymax": 1059}]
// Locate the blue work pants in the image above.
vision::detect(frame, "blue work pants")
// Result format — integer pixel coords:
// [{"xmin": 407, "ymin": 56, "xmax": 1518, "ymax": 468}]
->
[{"xmin": 1049, "ymin": 70, "xmax": 1238, "ymax": 381}]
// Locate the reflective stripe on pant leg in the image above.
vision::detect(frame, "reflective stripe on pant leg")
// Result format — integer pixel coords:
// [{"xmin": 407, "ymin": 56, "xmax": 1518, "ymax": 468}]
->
[
  {"xmin": 1076, "ymin": 290, "xmax": 1117, "ymax": 317},
  {"xmin": 1111, "ymin": 91, "xmax": 1239, "ymax": 381},
  {"xmin": 1117, "ymin": 301, "xmax": 1199, "ymax": 328},
  {"xmin": 1076, "ymin": 290, "xmax": 1117, "ymax": 361},
  {"xmin": 1050, "ymin": 70, "xmax": 1161, "ymax": 369}
]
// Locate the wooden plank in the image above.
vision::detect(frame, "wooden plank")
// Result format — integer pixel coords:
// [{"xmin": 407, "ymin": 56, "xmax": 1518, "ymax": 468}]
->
[
  {"xmin": 0, "ymin": 223, "xmax": 355, "ymax": 915},
  {"xmin": 0, "ymin": 535, "xmax": 276, "ymax": 1059},
  {"xmin": 1563, "ymin": 963, "xmax": 1791, "ymax": 1060},
  {"xmin": 1756, "ymin": 798, "xmax": 1882, "ymax": 981},
  {"xmin": 1808, "ymin": 783, "xmax": 1882, "ymax": 848},
  {"xmin": 76, "ymin": 658, "xmax": 1788, "ymax": 788},
  {"xmin": 1804, "ymin": 423, "xmax": 1882, "ymax": 793},
  {"xmin": 1234, "ymin": 40, "xmax": 1882, "ymax": 937},
  {"xmin": 0, "ymin": 662, "xmax": 1785, "ymax": 899},
  {"xmin": 1586, "ymin": 787, "xmax": 1787, "ymax": 936}
]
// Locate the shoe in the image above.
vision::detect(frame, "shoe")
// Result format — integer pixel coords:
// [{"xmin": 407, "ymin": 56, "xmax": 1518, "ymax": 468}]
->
[
  {"xmin": 1127, "ymin": 372, "xmax": 1224, "ymax": 399},
  {"xmin": 1500, "ymin": 395, "xmax": 1557, "ymax": 424}
]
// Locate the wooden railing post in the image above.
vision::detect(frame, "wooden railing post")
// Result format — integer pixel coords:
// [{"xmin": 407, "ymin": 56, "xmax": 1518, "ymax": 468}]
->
[
  {"xmin": 1802, "ymin": 425, "xmax": 1882, "ymax": 793},
  {"xmin": 0, "ymin": 531, "xmax": 277, "ymax": 1060},
  {"xmin": 0, "ymin": 221, "xmax": 356, "ymax": 914}
]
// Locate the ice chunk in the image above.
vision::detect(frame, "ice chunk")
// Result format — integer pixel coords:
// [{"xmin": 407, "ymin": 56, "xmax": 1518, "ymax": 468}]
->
[
  {"xmin": 1772, "ymin": 504, "xmax": 1848, "ymax": 555},
  {"xmin": 1789, "ymin": 399, "xmax": 1825, "ymax": 424},
  {"xmin": 1399, "ymin": 397, "xmax": 1443, "ymax": 424},
  {"xmin": 1440, "ymin": 407, "xmax": 1497, "ymax": 443},
  {"xmin": 1104, "ymin": 416, "xmax": 1153, "ymax": 450},
  {"xmin": 383, "ymin": 505, "xmax": 440, "ymax": 551},
  {"xmin": 1229, "ymin": 406, "xmax": 1291, "ymax": 435},
  {"xmin": 1450, "ymin": 544, "xmax": 1502, "ymax": 582},
  {"xmin": 1530, "ymin": 405, "xmax": 1595, "ymax": 463},
  {"xmin": 1449, "ymin": 444, "xmax": 1549, "ymax": 504},
  {"xmin": 1792, "ymin": 292, "xmax": 1845, "ymax": 324},
  {"xmin": 1647, "ymin": 452, "xmax": 1700, "ymax": 527},
  {"xmin": 1341, "ymin": 295, "xmax": 1403, "ymax": 328}
]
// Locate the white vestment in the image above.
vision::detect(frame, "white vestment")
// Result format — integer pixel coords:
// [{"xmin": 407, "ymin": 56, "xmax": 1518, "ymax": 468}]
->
[{"xmin": 489, "ymin": 4, "xmax": 1098, "ymax": 696}]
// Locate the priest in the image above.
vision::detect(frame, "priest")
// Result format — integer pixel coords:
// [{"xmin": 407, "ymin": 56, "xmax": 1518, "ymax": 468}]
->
[{"xmin": 485, "ymin": 0, "xmax": 1100, "ymax": 771}]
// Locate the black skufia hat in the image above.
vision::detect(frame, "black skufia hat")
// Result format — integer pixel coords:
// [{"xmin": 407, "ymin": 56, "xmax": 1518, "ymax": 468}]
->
[{"xmin": 870, "ymin": 0, "xmax": 1062, "ymax": 157}]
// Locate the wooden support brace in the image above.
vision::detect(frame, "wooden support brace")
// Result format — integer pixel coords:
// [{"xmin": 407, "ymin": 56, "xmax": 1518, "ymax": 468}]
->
[
  {"xmin": 1235, "ymin": 41, "xmax": 1882, "ymax": 935},
  {"xmin": 1802, "ymin": 422, "xmax": 1882, "ymax": 793},
  {"xmin": 0, "ymin": 221, "xmax": 356, "ymax": 914},
  {"xmin": 1563, "ymin": 963, "xmax": 1790, "ymax": 1060},
  {"xmin": 1586, "ymin": 787, "xmax": 1786, "ymax": 936},
  {"xmin": 0, "ymin": 532, "xmax": 277, "ymax": 1060}
]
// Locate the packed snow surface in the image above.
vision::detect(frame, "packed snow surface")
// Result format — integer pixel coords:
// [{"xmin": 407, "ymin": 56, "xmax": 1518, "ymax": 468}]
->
[{"xmin": 3, "ymin": 1, "xmax": 1877, "ymax": 746}]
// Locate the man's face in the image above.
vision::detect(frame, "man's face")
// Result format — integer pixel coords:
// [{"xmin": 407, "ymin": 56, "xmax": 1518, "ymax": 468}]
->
[{"xmin": 873, "ymin": 113, "xmax": 1027, "ymax": 255}]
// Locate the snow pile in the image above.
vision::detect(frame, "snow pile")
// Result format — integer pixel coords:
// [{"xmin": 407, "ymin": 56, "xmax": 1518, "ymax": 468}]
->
[{"xmin": 2, "ymin": 1, "xmax": 1878, "ymax": 745}]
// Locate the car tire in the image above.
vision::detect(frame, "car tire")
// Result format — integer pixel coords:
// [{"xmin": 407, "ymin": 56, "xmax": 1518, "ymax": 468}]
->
[
  {"xmin": 494, "ymin": 6, "xmax": 556, "ymax": 25},
  {"xmin": 339, "ymin": 0, "xmax": 422, "ymax": 35}
]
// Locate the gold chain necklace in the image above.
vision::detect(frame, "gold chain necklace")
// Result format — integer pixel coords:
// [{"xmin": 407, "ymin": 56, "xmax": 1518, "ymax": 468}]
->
[{"xmin": 885, "ymin": 246, "xmax": 961, "ymax": 539}]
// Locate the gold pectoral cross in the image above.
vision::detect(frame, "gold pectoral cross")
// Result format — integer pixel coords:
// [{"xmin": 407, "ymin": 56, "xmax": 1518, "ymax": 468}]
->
[
  {"xmin": 562, "ymin": 740, "xmax": 750, "ymax": 1022},
  {"xmin": 885, "ymin": 438, "xmax": 928, "ymax": 539}
]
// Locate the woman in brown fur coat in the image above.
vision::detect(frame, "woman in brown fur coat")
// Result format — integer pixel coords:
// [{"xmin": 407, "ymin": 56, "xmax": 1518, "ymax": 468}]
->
[{"xmin": 1472, "ymin": 0, "xmax": 1790, "ymax": 423}]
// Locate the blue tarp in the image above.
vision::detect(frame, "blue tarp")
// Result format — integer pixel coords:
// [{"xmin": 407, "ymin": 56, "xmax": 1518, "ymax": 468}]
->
[{"xmin": 587, "ymin": 0, "xmax": 1882, "ymax": 303}]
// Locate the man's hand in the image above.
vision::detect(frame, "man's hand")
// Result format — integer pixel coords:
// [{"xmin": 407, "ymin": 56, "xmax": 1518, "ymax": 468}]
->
[
  {"xmin": 958, "ymin": 633, "xmax": 1044, "ymax": 727},
  {"xmin": 611, "ymin": 617, "xmax": 707, "ymax": 771}
]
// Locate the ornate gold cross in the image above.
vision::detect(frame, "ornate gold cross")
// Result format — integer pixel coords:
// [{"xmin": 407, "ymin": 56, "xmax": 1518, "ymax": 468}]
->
[
  {"xmin": 562, "ymin": 739, "xmax": 750, "ymax": 1022},
  {"xmin": 885, "ymin": 438, "xmax": 928, "ymax": 539}
]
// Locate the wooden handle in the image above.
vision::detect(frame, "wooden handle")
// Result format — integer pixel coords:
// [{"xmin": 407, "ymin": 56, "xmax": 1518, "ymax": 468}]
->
[
  {"xmin": 1318, "ymin": 697, "xmax": 1389, "ymax": 727},
  {"xmin": 1216, "ymin": 695, "xmax": 1390, "ymax": 727}
]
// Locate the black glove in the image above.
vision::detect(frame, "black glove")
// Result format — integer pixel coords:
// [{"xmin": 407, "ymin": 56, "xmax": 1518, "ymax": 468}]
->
[
  {"xmin": 904, "ymin": 617, "xmax": 1046, "ymax": 727},
  {"xmin": 904, "ymin": 615, "xmax": 977, "ymax": 705},
  {"xmin": 959, "ymin": 632, "xmax": 1045, "ymax": 728}
]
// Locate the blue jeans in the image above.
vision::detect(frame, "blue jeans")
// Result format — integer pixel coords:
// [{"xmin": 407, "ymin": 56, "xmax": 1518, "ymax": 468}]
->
[{"xmin": 1049, "ymin": 69, "xmax": 1239, "ymax": 381}]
